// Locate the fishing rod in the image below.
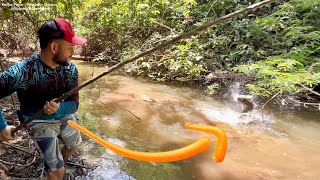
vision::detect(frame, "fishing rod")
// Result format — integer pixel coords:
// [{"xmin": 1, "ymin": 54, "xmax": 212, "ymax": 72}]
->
[{"xmin": 12, "ymin": 0, "xmax": 277, "ymax": 134}]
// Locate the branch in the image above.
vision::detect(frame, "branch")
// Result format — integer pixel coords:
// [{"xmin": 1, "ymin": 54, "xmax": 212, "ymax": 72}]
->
[
  {"xmin": 205, "ymin": 0, "xmax": 218, "ymax": 18},
  {"xmin": 0, "ymin": 161, "xmax": 8, "ymax": 172},
  {"xmin": 0, "ymin": 155, "xmax": 37, "ymax": 167},
  {"xmin": 307, "ymin": 62, "xmax": 320, "ymax": 74},
  {"xmin": 66, "ymin": 161, "xmax": 86, "ymax": 168},
  {"xmin": 12, "ymin": 0, "xmax": 278, "ymax": 134},
  {"xmin": 0, "ymin": 142, "xmax": 41, "ymax": 159},
  {"xmin": 261, "ymin": 91, "xmax": 280, "ymax": 120},
  {"xmin": 98, "ymin": 98, "xmax": 142, "ymax": 122},
  {"xmin": 298, "ymin": 83, "xmax": 320, "ymax": 97},
  {"xmin": 287, "ymin": 96, "xmax": 320, "ymax": 107},
  {"xmin": 153, "ymin": 21, "xmax": 177, "ymax": 33}
]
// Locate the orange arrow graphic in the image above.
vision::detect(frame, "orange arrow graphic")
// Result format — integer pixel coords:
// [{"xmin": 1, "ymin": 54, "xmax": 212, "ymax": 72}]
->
[{"xmin": 67, "ymin": 120, "xmax": 227, "ymax": 163}]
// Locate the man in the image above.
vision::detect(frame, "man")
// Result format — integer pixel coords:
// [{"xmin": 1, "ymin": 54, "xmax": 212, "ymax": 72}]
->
[{"xmin": 0, "ymin": 18, "xmax": 87, "ymax": 180}]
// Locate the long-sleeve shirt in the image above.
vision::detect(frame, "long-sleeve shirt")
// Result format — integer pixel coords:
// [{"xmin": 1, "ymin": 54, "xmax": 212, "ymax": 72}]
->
[{"xmin": 0, "ymin": 54, "xmax": 79, "ymax": 130}]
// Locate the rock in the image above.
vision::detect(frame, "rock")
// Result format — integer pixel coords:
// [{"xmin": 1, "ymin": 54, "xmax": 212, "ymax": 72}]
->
[{"xmin": 237, "ymin": 95, "xmax": 254, "ymax": 113}]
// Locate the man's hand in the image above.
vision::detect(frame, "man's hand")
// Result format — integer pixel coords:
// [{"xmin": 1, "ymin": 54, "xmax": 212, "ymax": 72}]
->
[
  {"xmin": 43, "ymin": 98, "xmax": 60, "ymax": 115},
  {"xmin": 0, "ymin": 126, "xmax": 15, "ymax": 141}
]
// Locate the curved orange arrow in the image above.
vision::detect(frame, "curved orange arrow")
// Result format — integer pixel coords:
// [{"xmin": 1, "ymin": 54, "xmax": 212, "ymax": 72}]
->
[
  {"xmin": 67, "ymin": 120, "xmax": 227, "ymax": 163},
  {"xmin": 185, "ymin": 122, "xmax": 228, "ymax": 163}
]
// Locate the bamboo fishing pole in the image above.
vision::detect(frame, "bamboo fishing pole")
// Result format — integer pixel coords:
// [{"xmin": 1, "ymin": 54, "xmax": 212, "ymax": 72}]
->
[{"xmin": 12, "ymin": 0, "xmax": 277, "ymax": 134}]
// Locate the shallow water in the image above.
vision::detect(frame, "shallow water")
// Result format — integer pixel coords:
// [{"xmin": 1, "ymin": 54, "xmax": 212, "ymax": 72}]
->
[{"xmin": 74, "ymin": 61, "xmax": 320, "ymax": 180}]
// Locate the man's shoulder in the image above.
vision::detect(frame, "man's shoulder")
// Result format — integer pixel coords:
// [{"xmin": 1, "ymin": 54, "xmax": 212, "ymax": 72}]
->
[
  {"xmin": 4, "ymin": 54, "xmax": 38, "ymax": 73},
  {"xmin": 63, "ymin": 62, "xmax": 78, "ymax": 72},
  {"xmin": 18, "ymin": 54, "xmax": 40, "ymax": 67},
  {"xmin": 68, "ymin": 62, "xmax": 77, "ymax": 69}
]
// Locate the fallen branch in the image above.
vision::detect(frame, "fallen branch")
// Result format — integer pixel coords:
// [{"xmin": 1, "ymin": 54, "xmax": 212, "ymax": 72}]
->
[
  {"xmin": 12, "ymin": 0, "xmax": 278, "ymax": 134},
  {"xmin": 0, "ymin": 161, "xmax": 8, "ymax": 172},
  {"xmin": 298, "ymin": 83, "xmax": 320, "ymax": 97},
  {"xmin": 66, "ymin": 161, "xmax": 86, "ymax": 168},
  {"xmin": 287, "ymin": 96, "xmax": 320, "ymax": 110},
  {"xmin": 0, "ymin": 142, "xmax": 41, "ymax": 159},
  {"xmin": 0, "ymin": 155, "xmax": 37, "ymax": 167},
  {"xmin": 153, "ymin": 21, "xmax": 177, "ymax": 33}
]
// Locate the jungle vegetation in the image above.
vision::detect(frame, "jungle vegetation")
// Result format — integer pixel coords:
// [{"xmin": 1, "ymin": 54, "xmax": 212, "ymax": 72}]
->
[{"xmin": 0, "ymin": 0, "xmax": 319, "ymax": 104}]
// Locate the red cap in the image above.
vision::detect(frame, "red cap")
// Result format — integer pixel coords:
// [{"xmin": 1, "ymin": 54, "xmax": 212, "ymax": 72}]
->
[{"xmin": 54, "ymin": 18, "xmax": 87, "ymax": 45}]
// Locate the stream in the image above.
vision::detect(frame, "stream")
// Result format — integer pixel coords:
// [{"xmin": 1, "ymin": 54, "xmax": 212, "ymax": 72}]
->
[{"xmin": 74, "ymin": 61, "xmax": 320, "ymax": 180}]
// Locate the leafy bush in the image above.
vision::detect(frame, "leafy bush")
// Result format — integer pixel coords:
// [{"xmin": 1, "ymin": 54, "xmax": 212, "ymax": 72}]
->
[{"xmin": 233, "ymin": 0, "xmax": 320, "ymax": 97}]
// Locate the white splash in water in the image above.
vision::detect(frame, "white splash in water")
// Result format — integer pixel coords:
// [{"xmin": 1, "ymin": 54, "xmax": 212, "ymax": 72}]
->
[
  {"xmin": 191, "ymin": 98, "xmax": 275, "ymax": 126},
  {"xmin": 76, "ymin": 138, "xmax": 136, "ymax": 180},
  {"xmin": 229, "ymin": 82, "xmax": 242, "ymax": 102},
  {"xmin": 195, "ymin": 101, "xmax": 285, "ymax": 136}
]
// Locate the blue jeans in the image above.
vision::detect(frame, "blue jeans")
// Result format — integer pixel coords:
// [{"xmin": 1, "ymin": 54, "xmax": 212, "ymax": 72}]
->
[{"xmin": 27, "ymin": 115, "xmax": 82, "ymax": 172}]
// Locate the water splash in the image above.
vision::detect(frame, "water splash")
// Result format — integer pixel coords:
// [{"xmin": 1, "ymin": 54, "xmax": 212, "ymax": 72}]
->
[
  {"xmin": 76, "ymin": 138, "xmax": 136, "ymax": 180},
  {"xmin": 229, "ymin": 81, "xmax": 242, "ymax": 102}
]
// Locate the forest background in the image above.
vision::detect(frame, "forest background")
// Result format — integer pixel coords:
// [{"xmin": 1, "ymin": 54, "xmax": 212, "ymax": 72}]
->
[{"xmin": 1, "ymin": 0, "xmax": 320, "ymax": 105}]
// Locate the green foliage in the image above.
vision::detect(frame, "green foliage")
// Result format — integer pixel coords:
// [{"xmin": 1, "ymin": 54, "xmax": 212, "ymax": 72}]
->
[
  {"xmin": 232, "ymin": 0, "xmax": 320, "ymax": 97},
  {"xmin": 206, "ymin": 83, "xmax": 220, "ymax": 95},
  {"xmin": 0, "ymin": 0, "xmax": 83, "ymax": 51},
  {"xmin": 2, "ymin": 0, "xmax": 320, "ymax": 98},
  {"xmin": 0, "ymin": 0, "xmax": 81, "ymax": 27},
  {"xmin": 78, "ymin": 0, "xmax": 320, "ymax": 97},
  {"xmin": 126, "ymin": 37, "xmax": 207, "ymax": 82},
  {"xmin": 94, "ymin": 0, "xmax": 197, "ymax": 31},
  {"xmin": 78, "ymin": 0, "xmax": 200, "ymax": 57},
  {"xmin": 78, "ymin": 0, "xmax": 198, "ymax": 33},
  {"xmin": 233, "ymin": 57, "xmax": 319, "ymax": 97},
  {"xmin": 157, "ymin": 37, "xmax": 207, "ymax": 81}
]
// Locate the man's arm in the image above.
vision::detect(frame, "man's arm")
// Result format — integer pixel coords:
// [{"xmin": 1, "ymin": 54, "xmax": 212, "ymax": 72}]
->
[
  {"xmin": 0, "ymin": 64, "xmax": 24, "ymax": 140},
  {"xmin": 42, "ymin": 100, "xmax": 78, "ymax": 117},
  {"xmin": 0, "ymin": 108, "xmax": 8, "ymax": 131},
  {"xmin": 0, "ymin": 109, "xmax": 14, "ymax": 141}
]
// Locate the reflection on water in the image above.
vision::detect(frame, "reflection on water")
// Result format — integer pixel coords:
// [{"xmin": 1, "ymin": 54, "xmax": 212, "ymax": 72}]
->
[{"xmin": 74, "ymin": 61, "xmax": 320, "ymax": 180}]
